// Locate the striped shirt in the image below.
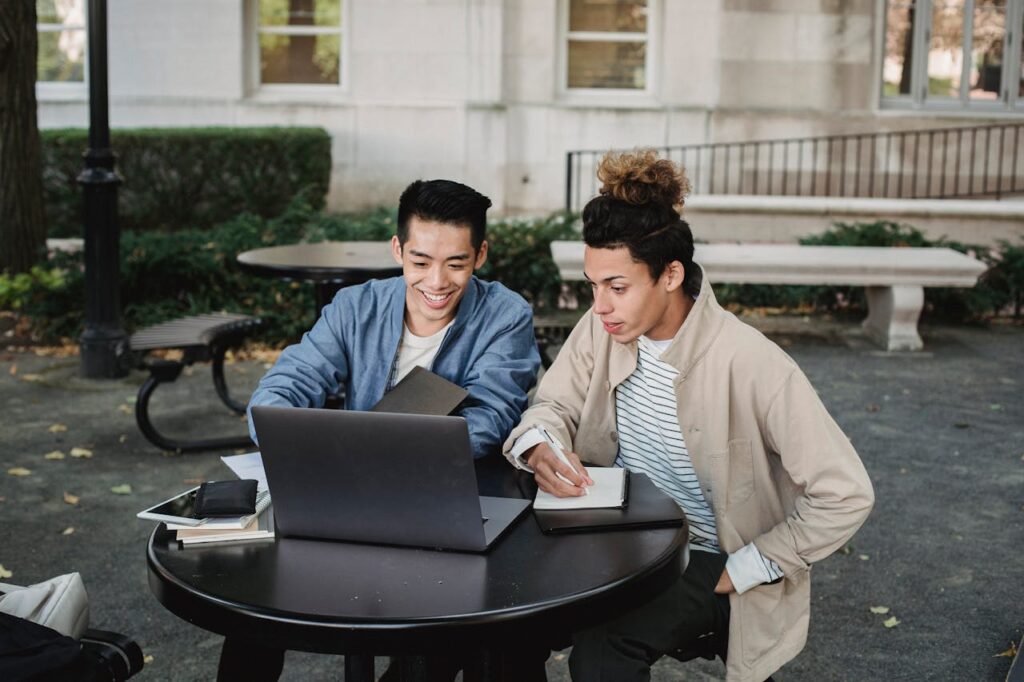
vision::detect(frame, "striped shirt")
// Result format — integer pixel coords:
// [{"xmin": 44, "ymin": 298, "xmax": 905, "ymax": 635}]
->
[{"xmin": 614, "ymin": 336, "xmax": 784, "ymax": 586}]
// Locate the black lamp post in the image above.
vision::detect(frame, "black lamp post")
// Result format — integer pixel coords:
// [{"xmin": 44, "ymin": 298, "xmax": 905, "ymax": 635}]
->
[{"xmin": 78, "ymin": 0, "xmax": 127, "ymax": 378}]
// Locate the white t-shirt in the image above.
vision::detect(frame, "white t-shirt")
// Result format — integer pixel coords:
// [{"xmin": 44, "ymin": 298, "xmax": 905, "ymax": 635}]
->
[{"xmin": 392, "ymin": 320, "xmax": 453, "ymax": 385}]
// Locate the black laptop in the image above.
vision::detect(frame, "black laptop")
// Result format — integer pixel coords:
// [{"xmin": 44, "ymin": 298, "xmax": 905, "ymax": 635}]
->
[{"xmin": 251, "ymin": 406, "xmax": 530, "ymax": 552}]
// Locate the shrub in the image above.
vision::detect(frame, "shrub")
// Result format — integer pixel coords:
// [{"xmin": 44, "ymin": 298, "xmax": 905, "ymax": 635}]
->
[
  {"xmin": 476, "ymin": 212, "xmax": 585, "ymax": 310},
  {"xmin": 2, "ymin": 201, "xmax": 585, "ymax": 344},
  {"xmin": 41, "ymin": 127, "xmax": 332, "ymax": 237}
]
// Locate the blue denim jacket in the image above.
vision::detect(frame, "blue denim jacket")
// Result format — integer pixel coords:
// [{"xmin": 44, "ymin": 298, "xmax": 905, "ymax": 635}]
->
[{"xmin": 247, "ymin": 276, "xmax": 540, "ymax": 458}]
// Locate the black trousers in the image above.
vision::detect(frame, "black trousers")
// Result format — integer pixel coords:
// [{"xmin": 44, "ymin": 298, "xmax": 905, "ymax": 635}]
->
[{"xmin": 569, "ymin": 550, "xmax": 730, "ymax": 682}]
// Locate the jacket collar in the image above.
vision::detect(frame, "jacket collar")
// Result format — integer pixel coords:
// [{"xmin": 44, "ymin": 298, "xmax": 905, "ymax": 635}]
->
[
  {"xmin": 607, "ymin": 263, "xmax": 725, "ymax": 386},
  {"xmin": 661, "ymin": 263, "xmax": 726, "ymax": 378}
]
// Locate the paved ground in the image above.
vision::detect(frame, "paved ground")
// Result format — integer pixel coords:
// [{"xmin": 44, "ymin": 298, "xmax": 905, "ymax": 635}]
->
[{"xmin": 1, "ymin": 316, "xmax": 1021, "ymax": 681}]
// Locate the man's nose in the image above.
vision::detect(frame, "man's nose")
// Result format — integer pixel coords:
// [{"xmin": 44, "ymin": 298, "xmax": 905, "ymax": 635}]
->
[
  {"xmin": 426, "ymin": 265, "xmax": 448, "ymax": 289},
  {"xmin": 592, "ymin": 289, "xmax": 612, "ymax": 315}
]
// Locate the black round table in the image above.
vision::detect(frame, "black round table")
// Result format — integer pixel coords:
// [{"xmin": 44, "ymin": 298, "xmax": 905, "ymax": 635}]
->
[
  {"xmin": 147, "ymin": 463, "xmax": 688, "ymax": 681},
  {"xmin": 237, "ymin": 241, "xmax": 403, "ymax": 314}
]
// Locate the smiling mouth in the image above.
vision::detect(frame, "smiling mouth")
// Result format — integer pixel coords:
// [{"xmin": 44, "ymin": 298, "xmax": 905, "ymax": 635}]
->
[{"xmin": 420, "ymin": 290, "xmax": 454, "ymax": 309}]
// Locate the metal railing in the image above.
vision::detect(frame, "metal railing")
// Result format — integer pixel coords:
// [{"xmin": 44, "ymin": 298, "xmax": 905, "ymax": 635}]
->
[{"xmin": 564, "ymin": 123, "xmax": 1024, "ymax": 213}]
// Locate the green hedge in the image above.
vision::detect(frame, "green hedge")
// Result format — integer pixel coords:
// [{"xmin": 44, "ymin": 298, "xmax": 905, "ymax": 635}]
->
[
  {"xmin": 3, "ymin": 211, "xmax": 1020, "ymax": 345},
  {"xmin": 41, "ymin": 127, "xmax": 332, "ymax": 237},
  {"xmin": 2, "ymin": 198, "xmax": 582, "ymax": 344}
]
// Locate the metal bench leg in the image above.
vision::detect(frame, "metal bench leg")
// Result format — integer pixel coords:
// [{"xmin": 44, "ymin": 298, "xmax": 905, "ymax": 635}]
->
[
  {"xmin": 863, "ymin": 285, "xmax": 924, "ymax": 351},
  {"xmin": 210, "ymin": 344, "xmax": 248, "ymax": 414},
  {"xmin": 136, "ymin": 360, "xmax": 254, "ymax": 453}
]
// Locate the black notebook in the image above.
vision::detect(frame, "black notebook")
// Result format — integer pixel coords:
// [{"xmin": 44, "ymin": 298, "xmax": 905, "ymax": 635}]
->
[
  {"xmin": 525, "ymin": 471, "xmax": 687, "ymax": 535},
  {"xmin": 371, "ymin": 366, "xmax": 468, "ymax": 416}
]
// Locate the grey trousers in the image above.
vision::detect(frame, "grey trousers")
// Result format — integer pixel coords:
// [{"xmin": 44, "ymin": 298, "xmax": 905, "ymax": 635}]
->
[{"xmin": 569, "ymin": 550, "xmax": 730, "ymax": 682}]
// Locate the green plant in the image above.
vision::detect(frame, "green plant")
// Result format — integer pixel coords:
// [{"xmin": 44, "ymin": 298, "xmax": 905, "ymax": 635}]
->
[
  {"xmin": 476, "ymin": 212, "xmax": 585, "ymax": 310},
  {"xmin": 41, "ymin": 127, "xmax": 331, "ymax": 237}
]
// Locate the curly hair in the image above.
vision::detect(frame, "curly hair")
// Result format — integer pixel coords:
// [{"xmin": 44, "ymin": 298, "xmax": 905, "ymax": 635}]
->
[
  {"xmin": 597, "ymin": 148, "xmax": 691, "ymax": 209},
  {"xmin": 582, "ymin": 149, "xmax": 698, "ymax": 295}
]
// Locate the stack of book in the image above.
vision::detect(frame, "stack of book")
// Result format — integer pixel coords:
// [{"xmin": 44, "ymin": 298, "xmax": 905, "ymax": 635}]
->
[{"xmin": 167, "ymin": 505, "xmax": 275, "ymax": 545}]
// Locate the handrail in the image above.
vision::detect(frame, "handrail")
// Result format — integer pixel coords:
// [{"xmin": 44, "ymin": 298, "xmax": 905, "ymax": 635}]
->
[{"xmin": 564, "ymin": 123, "xmax": 1024, "ymax": 212}]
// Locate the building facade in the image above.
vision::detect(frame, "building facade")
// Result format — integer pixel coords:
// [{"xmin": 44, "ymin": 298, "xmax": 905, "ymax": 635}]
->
[{"xmin": 37, "ymin": 0, "xmax": 1024, "ymax": 213}]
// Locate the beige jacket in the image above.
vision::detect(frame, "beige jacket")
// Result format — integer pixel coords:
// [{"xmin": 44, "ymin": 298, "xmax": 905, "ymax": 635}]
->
[{"xmin": 503, "ymin": 267, "xmax": 874, "ymax": 682}]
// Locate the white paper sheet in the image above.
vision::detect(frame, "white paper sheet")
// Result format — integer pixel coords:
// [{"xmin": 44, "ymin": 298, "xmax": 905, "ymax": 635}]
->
[{"xmin": 220, "ymin": 452, "xmax": 268, "ymax": 492}]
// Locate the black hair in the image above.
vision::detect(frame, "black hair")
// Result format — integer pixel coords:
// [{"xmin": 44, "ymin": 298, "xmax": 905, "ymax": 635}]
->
[
  {"xmin": 396, "ymin": 179, "xmax": 492, "ymax": 250},
  {"xmin": 582, "ymin": 151, "xmax": 698, "ymax": 296}
]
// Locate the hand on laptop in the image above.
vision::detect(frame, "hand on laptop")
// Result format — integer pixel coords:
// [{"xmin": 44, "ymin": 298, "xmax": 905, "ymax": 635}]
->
[{"xmin": 526, "ymin": 443, "xmax": 594, "ymax": 497}]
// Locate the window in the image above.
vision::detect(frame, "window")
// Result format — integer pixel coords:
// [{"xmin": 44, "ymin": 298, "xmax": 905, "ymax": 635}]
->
[
  {"xmin": 36, "ymin": 0, "xmax": 86, "ymax": 84},
  {"xmin": 256, "ymin": 0, "xmax": 344, "ymax": 87},
  {"xmin": 562, "ymin": 0, "xmax": 654, "ymax": 93},
  {"xmin": 882, "ymin": 0, "xmax": 1024, "ymax": 110}
]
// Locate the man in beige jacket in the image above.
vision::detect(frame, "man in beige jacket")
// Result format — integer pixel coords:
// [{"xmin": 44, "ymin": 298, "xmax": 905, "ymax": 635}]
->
[{"xmin": 504, "ymin": 150, "xmax": 873, "ymax": 682}]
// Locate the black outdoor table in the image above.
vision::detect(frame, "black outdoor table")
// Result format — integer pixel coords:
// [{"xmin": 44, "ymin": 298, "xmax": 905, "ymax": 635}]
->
[
  {"xmin": 146, "ymin": 458, "xmax": 688, "ymax": 681},
  {"xmin": 237, "ymin": 241, "xmax": 403, "ymax": 315}
]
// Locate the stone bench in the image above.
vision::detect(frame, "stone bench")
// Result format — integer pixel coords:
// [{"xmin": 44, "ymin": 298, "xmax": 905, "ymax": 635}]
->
[{"xmin": 550, "ymin": 242, "xmax": 988, "ymax": 351}]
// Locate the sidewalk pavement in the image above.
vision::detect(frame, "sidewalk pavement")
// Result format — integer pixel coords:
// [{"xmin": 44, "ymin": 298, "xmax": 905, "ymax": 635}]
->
[{"xmin": 1, "ymin": 317, "xmax": 1021, "ymax": 681}]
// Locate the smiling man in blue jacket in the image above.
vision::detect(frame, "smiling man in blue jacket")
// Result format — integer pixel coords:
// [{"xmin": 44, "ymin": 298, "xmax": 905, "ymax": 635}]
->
[
  {"xmin": 226, "ymin": 181, "xmax": 543, "ymax": 681},
  {"xmin": 247, "ymin": 179, "xmax": 541, "ymax": 459}
]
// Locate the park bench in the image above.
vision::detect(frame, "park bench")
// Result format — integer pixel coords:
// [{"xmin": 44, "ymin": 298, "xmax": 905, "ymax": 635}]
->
[
  {"xmin": 549, "ymin": 241, "xmax": 988, "ymax": 352},
  {"xmin": 129, "ymin": 312, "xmax": 262, "ymax": 452}
]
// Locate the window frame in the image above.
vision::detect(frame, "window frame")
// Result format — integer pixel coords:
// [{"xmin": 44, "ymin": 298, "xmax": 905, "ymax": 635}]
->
[
  {"xmin": 36, "ymin": 0, "xmax": 88, "ymax": 100},
  {"xmin": 880, "ymin": 0, "xmax": 1024, "ymax": 112},
  {"xmin": 558, "ymin": 0, "xmax": 659, "ymax": 101},
  {"xmin": 247, "ymin": 0, "xmax": 349, "ymax": 97}
]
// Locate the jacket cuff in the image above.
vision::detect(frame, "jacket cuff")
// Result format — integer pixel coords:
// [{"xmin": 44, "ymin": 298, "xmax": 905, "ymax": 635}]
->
[
  {"xmin": 726, "ymin": 542, "xmax": 786, "ymax": 595},
  {"xmin": 507, "ymin": 427, "xmax": 548, "ymax": 472}
]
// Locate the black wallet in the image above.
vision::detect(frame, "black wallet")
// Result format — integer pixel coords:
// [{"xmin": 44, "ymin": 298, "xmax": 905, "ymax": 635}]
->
[{"xmin": 194, "ymin": 479, "xmax": 258, "ymax": 517}]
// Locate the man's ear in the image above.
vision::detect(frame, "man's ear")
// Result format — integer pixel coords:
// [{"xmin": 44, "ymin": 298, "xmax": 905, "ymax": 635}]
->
[
  {"xmin": 391, "ymin": 235, "xmax": 404, "ymax": 265},
  {"xmin": 473, "ymin": 240, "xmax": 489, "ymax": 270},
  {"xmin": 663, "ymin": 261, "xmax": 684, "ymax": 292}
]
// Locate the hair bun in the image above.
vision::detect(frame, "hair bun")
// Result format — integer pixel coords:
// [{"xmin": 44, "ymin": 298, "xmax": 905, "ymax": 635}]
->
[{"xmin": 596, "ymin": 149, "xmax": 690, "ymax": 210}]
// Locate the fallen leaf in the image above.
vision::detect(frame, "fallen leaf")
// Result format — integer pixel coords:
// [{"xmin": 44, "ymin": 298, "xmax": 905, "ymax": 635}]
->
[
  {"xmin": 110, "ymin": 484, "xmax": 132, "ymax": 495},
  {"xmin": 44, "ymin": 450, "xmax": 65, "ymax": 460},
  {"xmin": 117, "ymin": 404, "xmax": 132, "ymax": 414},
  {"xmin": 989, "ymin": 404, "xmax": 1003, "ymax": 411},
  {"xmin": 995, "ymin": 641, "xmax": 1019, "ymax": 658},
  {"xmin": 143, "ymin": 655, "xmax": 154, "ymax": 664},
  {"xmin": 70, "ymin": 447, "xmax": 93, "ymax": 459},
  {"xmin": 869, "ymin": 606, "xmax": 890, "ymax": 614},
  {"xmin": 125, "ymin": 396, "xmax": 136, "ymax": 404},
  {"xmin": 839, "ymin": 545, "xmax": 853, "ymax": 556},
  {"xmin": 20, "ymin": 373, "xmax": 42, "ymax": 382},
  {"xmin": 866, "ymin": 404, "xmax": 880, "ymax": 413},
  {"xmin": 61, "ymin": 527, "xmax": 75, "ymax": 536},
  {"xmin": 900, "ymin": 467, "xmax": 908, "ymax": 474},
  {"xmin": 7, "ymin": 467, "xmax": 31, "ymax": 477},
  {"xmin": 0, "ymin": 565, "xmax": 12, "ymax": 579},
  {"xmin": 883, "ymin": 616, "xmax": 900, "ymax": 628},
  {"xmin": 48, "ymin": 423, "xmax": 68, "ymax": 433},
  {"xmin": 63, "ymin": 491, "xmax": 80, "ymax": 505},
  {"xmin": 118, "ymin": 434, "xmax": 127, "ymax": 443},
  {"xmin": 859, "ymin": 554, "xmax": 870, "ymax": 561},
  {"xmin": 8, "ymin": 363, "xmax": 16, "ymax": 375}
]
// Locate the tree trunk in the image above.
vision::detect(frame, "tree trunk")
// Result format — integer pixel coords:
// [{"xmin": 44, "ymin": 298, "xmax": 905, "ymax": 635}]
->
[{"xmin": 0, "ymin": 0, "xmax": 48, "ymax": 274}]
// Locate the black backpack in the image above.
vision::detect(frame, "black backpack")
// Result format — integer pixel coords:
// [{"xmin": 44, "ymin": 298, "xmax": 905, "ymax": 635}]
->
[{"xmin": 0, "ymin": 611, "xmax": 97, "ymax": 682}]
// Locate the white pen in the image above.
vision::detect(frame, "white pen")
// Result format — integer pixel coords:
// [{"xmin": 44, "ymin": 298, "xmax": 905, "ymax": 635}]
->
[{"xmin": 541, "ymin": 427, "xmax": 589, "ymax": 496}]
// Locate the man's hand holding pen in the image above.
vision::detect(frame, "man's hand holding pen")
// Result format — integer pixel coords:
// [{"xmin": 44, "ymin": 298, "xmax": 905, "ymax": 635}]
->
[{"xmin": 525, "ymin": 439, "xmax": 594, "ymax": 498}]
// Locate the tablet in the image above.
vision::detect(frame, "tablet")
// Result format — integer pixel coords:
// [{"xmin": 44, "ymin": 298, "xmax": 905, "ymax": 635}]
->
[{"xmin": 137, "ymin": 486, "xmax": 203, "ymax": 526}]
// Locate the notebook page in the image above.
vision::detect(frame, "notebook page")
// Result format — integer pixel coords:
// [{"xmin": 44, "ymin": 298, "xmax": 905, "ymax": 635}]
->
[{"xmin": 533, "ymin": 467, "xmax": 626, "ymax": 510}]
